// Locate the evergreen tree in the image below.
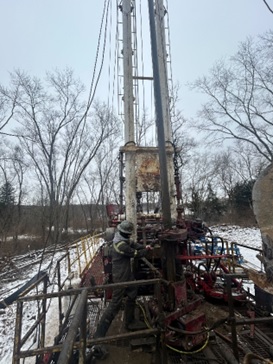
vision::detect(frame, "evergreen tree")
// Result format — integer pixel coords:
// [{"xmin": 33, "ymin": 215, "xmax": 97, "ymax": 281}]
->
[
  {"xmin": 231, "ymin": 180, "xmax": 255, "ymax": 210},
  {"xmin": 0, "ymin": 181, "xmax": 16, "ymax": 241},
  {"xmin": 0, "ymin": 181, "xmax": 15, "ymax": 207},
  {"xmin": 229, "ymin": 179, "xmax": 256, "ymax": 224},
  {"xmin": 203, "ymin": 183, "xmax": 225, "ymax": 223},
  {"xmin": 188, "ymin": 187, "xmax": 203, "ymax": 218}
]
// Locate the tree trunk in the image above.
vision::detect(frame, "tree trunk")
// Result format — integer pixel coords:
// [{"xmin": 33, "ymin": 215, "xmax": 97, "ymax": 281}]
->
[{"xmin": 252, "ymin": 162, "xmax": 273, "ymax": 282}]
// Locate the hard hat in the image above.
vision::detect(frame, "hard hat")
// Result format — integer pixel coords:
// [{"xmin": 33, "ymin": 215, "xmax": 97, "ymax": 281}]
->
[{"xmin": 117, "ymin": 220, "xmax": 134, "ymax": 235}]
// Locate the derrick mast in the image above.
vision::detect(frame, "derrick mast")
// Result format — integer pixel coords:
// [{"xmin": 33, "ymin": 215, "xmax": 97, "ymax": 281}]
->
[
  {"xmin": 121, "ymin": 0, "xmax": 136, "ymax": 228},
  {"xmin": 11, "ymin": 3, "xmax": 273, "ymax": 363},
  {"xmin": 120, "ymin": 0, "xmax": 176, "ymax": 233}
]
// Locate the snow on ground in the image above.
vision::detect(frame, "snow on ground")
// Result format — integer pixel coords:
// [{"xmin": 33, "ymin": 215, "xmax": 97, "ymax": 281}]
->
[
  {"xmin": 210, "ymin": 225, "xmax": 262, "ymax": 250},
  {"xmin": 0, "ymin": 249, "xmax": 68, "ymax": 363},
  {"xmin": 210, "ymin": 225, "xmax": 263, "ymax": 271},
  {"xmin": 0, "ymin": 226, "xmax": 263, "ymax": 364},
  {"xmin": 0, "ymin": 234, "xmax": 104, "ymax": 364}
]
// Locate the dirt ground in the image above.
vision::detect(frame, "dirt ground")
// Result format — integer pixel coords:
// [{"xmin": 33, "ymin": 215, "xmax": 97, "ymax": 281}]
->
[
  {"xmin": 93, "ymin": 309, "xmax": 157, "ymax": 364},
  {"xmin": 94, "ymin": 346, "xmax": 155, "ymax": 364},
  {"xmin": 91, "ymin": 300, "xmax": 234, "ymax": 364}
]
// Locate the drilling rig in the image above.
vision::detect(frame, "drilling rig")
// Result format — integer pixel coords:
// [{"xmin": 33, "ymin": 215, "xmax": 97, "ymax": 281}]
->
[
  {"xmin": 102, "ymin": 0, "xmax": 245, "ymax": 357},
  {"xmin": 12, "ymin": 1, "xmax": 273, "ymax": 364}
]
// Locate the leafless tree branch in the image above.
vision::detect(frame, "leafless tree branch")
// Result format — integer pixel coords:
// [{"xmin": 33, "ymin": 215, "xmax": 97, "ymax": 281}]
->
[{"xmin": 262, "ymin": 0, "xmax": 273, "ymax": 14}]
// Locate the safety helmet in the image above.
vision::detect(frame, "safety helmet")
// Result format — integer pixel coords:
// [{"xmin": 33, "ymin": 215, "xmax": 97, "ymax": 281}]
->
[{"xmin": 117, "ymin": 220, "xmax": 134, "ymax": 235}]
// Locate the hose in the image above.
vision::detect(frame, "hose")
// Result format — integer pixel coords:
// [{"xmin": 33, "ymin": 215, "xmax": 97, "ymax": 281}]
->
[
  {"xmin": 243, "ymin": 353, "xmax": 273, "ymax": 364},
  {"xmin": 136, "ymin": 301, "xmax": 213, "ymax": 355}
]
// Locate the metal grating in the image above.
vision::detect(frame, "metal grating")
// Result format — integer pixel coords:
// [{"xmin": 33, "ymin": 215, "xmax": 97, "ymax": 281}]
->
[
  {"xmin": 240, "ymin": 332, "xmax": 271, "ymax": 358},
  {"xmin": 87, "ymin": 299, "xmax": 103, "ymax": 337},
  {"xmin": 205, "ymin": 345, "xmax": 227, "ymax": 363},
  {"xmin": 168, "ymin": 351, "xmax": 211, "ymax": 364}
]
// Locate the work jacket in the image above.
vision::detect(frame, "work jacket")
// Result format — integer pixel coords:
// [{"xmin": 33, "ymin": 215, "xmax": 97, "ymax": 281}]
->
[{"xmin": 112, "ymin": 231, "xmax": 146, "ymax": 283}]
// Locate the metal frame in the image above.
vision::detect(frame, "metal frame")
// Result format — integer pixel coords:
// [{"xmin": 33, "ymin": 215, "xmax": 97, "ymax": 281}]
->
[{"xmin": 12, "ymin": 279, "xmax": 163, "ymax": 364}]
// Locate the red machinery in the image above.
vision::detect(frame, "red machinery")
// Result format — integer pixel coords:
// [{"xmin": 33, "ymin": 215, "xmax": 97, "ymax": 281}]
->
[{"xmin": 103, "ymin": 205, "xmax": 247, "ymax": 352}]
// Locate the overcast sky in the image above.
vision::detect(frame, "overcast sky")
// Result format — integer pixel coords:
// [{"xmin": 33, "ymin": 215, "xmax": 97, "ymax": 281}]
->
[{"xmin": 0, "ymin": 1, "xmax": 272, "ymax": 121}]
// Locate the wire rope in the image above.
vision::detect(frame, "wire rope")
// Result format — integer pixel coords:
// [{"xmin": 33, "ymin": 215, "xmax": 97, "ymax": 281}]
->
[
  {"xmin": 116, "ymin": 0, "xmax": 123, "ymax": 120},
  {"xmin": 110, "ymin": 1, "xmax": 119, "ymax": 115},
  {"xmin": 38, "ymin": 0, "xmax": 111, "ymax": 280},
  {"xmin": 86, "ymin": 0, "xmax": 111, "ymax": 109},
  {"xmin": 139, "ymin": 0, "xmax": 146, "ymax": 146},
  {"xmin": 131, "ymin": 1, "xmax": 138, "ymax": 144},
  {"xmin": 38, "ymin": 0, "xmax": 112, "ymax": 288},
  {"xmin": 21, "ymin": 3, "xmax": 112, "ymax": 356},
  {"xmin": 107, "ymin": 0, "xmax": 114, "ymax": 109},
  {"xmin": 165, "ymin": 0, "xmax": 177, "ymax": 132}
]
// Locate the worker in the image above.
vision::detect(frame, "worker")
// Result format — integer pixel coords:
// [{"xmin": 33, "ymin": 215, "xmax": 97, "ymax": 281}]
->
[{"xmin": 92, "ymin": 220, "xmax": 148, "ymax": 359}]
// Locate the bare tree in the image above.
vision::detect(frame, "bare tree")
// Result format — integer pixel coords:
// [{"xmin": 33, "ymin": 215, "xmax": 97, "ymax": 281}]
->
[
  {"xmin": 76, "ymin": 133, "xmax": 121, "ymax": 232},
  {"xmin": 0, "ymin": 141, "xmax": 28, "ymax": 241},
  {"xmin": 9, "ymin": 146, "xmax": 28, "ymax": 240},
  {"xmin": 181, "ymin": 151, "xmax": 219, "ymax": 216},
  {"xmin": 212, "ymin": 144, "xmax": 266, "ymax": 198},
  {"xmin": 0, "ymin": 81, "xmax": 20, "ymax": 134},
  {"xmin": 1, "ymin": 69, "xmax": 120, "ymax": 245},
  {"xmin": 262, "ymin": 0, "xmax": 273, "ymax": 14},
  {"xmin": 170, "ymin": 83, "xmax": 197, "ymax": 170},
  {"xmin": 192, "ymin": 31, "xmax": 273, "ymax": 162},
  {"xmin": 135, "ymin": 109, "xmax": 154, "ymax": 146}
]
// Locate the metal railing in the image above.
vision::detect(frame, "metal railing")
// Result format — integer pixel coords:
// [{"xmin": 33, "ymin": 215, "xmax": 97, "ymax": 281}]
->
[
  {"xmin": 11, "ymin": 232, "xmax": 269, "ymax": 363},
  {"xmin": 64, "ymin": 233, "xmax": 104, "ymax": 276},
  {"xmin": 12, "ymin": 232, "xmax": 104, "ymax": 364},
  {"xmin": 224, "ymin": 273, "xmax": 273, "ymax": 361},
  {"xmin": 12, "ymin": 279, "xmax": 163, "ymax": 364}
]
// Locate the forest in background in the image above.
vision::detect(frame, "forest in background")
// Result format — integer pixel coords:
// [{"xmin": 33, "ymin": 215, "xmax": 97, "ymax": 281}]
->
[{"xmin": 1, "ymin": 30, "xmax": 273, "ymax": 252}]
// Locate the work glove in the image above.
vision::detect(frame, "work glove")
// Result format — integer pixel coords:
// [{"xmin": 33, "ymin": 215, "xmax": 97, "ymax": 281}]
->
[
  {"xmin": 136, "ymin": 249, "xmax": 148, "ymax": 258},
  {"xmin": 91, "ymin": 345, "xmax": 108, "ymax": 360}
]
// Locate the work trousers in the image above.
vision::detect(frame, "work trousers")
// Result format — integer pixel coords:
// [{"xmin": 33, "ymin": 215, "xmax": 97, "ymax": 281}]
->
[{"xmin": 93, "ymin": 284, "xmax": 137, "ymax": 338}]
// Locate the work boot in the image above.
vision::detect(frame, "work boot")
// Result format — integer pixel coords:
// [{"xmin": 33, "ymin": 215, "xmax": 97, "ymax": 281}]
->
[
  {"xmin": 91, "ymin": 345, "xmax": 109, "ymax": 360},
  {"xmin": 124, "ymin": 300, "xmax": 135, "ymax": 326},
  {"xmin": 124, "ymin": 300, "xmax": 147, "ymax": 330},
  {"xmin": 126, "ymin": 319, "xmax": 147, "ymax": 331}
]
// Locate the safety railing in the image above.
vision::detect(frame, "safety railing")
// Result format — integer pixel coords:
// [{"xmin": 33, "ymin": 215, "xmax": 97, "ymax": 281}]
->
[
  {"xmin": 64, "ymin": 233, "xmax": 104, "ymax": 276},
  {"xmin": 223, "ymin": 273, "xmax": 273, "ymax": 362},
  {"xmin": 12, "ymin": 279, "xmax": 163, "ymax": 364},
  {"xmin": 12, "ymin": 232, "xmax": 104, "ymax": 364},
  {"xmin": 12, "ymin": 273, "xmax": 49, "ymax": 364},
  {"xmin": 230, "ymin": 242, "xmax": 263, "ymax": 272}
]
